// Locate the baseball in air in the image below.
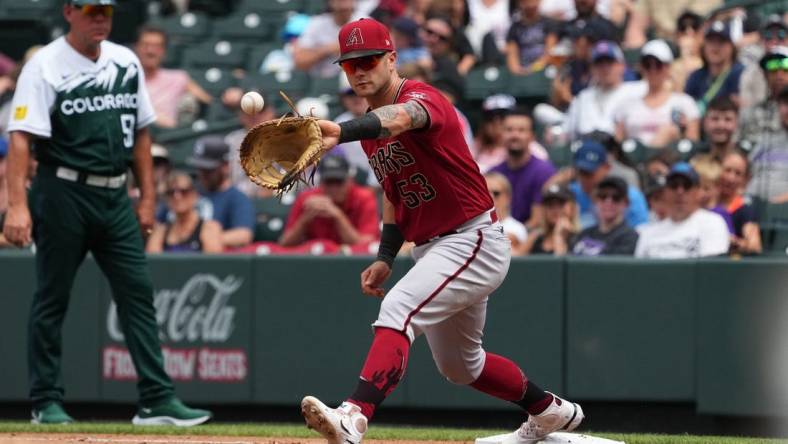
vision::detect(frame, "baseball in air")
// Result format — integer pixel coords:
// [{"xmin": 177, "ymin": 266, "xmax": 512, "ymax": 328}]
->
[{"xmin": 241, "ymin": 91, "xmax": 265, "ymax": 115}]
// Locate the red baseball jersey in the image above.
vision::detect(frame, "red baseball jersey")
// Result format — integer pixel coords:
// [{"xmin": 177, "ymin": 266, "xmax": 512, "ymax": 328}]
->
[{"xmin": 361, "ymin": 80, "xmax": 493, "ymax": 244}]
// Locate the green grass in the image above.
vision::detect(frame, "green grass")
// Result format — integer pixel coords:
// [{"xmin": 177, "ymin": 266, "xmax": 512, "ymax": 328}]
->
[{"xmin": 0, "ymin": 422, "xmax": 784, "ymax": 444}]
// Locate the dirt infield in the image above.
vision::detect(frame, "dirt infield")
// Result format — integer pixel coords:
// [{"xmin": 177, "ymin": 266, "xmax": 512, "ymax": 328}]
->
[{"xmin": 0, "ymin": 434, "xmax": 468, "ymax": 444}]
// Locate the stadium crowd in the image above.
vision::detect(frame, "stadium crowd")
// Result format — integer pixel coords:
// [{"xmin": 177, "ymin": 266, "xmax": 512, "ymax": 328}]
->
[{"xmin": 0, "ymin": 0, "xmax": 787, "ymax": 258}]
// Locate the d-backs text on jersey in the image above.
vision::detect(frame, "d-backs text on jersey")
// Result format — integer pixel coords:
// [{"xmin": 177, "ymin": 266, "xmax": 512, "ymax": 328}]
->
[{"xmin": 368, "ymin": 141, "xmax": 416, "ymax": 184}]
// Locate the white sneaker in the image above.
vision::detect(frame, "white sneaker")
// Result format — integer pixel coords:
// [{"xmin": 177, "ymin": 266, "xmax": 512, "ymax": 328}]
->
[
  {"xmin": 505, "ymin": 393, "xmax": 584, "ymax": 444},
  {"xmin": 301, "ymin": 396, "xmax": 368, "ymax": 444}
]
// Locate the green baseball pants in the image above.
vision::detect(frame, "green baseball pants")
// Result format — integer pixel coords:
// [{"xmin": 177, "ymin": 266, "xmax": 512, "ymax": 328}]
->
[{"xmin": 28, "ymin": 166, "xmax": 174, "ymax": 409}]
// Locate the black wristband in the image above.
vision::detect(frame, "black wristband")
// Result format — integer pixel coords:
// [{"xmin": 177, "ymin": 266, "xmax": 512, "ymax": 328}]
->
[
  {"xmin": 338, "ymin": 112, "xmax": 382, "ymax": 143},
  {"xmin": 377, "ymin": 223, "xmax": 405, "ymax": 268}
]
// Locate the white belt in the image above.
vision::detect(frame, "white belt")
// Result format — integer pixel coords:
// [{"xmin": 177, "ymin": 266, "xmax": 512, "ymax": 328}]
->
[{"xmin": 55, "ymin": 166, "xmax": 127, "ymax": 189}]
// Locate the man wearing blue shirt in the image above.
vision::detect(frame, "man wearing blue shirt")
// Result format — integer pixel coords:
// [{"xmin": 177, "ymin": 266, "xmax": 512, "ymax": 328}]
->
[
  {"xmin": 568, "ymin": 139, "xmax": 649, "ymax": 229},
  {"xmin": 186, "ymin": 136, "xmax": 255, "ymax": 249}
]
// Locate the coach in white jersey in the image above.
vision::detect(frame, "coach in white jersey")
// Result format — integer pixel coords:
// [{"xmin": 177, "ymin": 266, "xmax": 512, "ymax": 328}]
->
[{"xmin": 2, "ymin": 0, "xmax": 211, "ymax": 425}]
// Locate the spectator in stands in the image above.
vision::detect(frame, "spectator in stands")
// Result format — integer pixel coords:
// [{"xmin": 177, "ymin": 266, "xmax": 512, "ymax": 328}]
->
[
  {"xmin": 421, "ymin": 16, "xmax": 476, "ymax": 79},
  {"xmin": 280, "ymin": 155, "xmax": 379, "ymax": 247},
  {"xmin": 635, "ymin": 162, "xmax": 729, "ymax": 258},
  {"xmin": 740, "ymin": 15, "xmax": 786, "ymax": 110},
  {"xmin": 518, "ymin": 184, "xmax": 578, "ymax": 255},
  {"xmin": 472, "ymin": 94, "xmax": 514, "ymax": 172},
  {"xmin": 485, "ymin": 172, "xmax": 528, "ymax": 251},
  {"xmin": 391, "ymin": 16, "xmax": 432, "ymax": 68},
  {"xmin": 693, "ymin": 96, "xmax": 741, "ymax": 163},
  {"xmin": 644, "ymin": 173, "xmax": 669, "ymax": 222},
  {"xmin": 614, "ymin": 40, "xmax": 700, "ymax": 147},
  {"xmin": 293, "ymin": 0, "xmax": 356, "ymax": 79},
  {"xmin": 260, "ymin": 13, "xmax": 311, "ymax": 74},
  {"xmin": 146, "ymin": 171, "xmax": 223, "ymax": 254},
  {"xmin": 561, "ymin": 0, "xmax": 619, "ymax": 43},
  {"xmin": 564, "ymin": 40, "xmax": 646, "ymax": 139},
  {"xmin": 135, "ymin": 25, "xmax": 212, "ymax": 128},
  {"xmin": 489, "ymin": 107, "xmax": 556, "ymax": 226},
  {"xmin": 684, "ymin": 21, "xmax": 745, "ymax": 115},
  {"xmin": 624, "ymin": 0, "xmax": 722, "ymax": 48},
  {"xmin": 0, "ymin": 46, "xmax": 40, "ymax": 139},
  {"xmin": 718, "ymin": 151, "xmax": 762, "ymax": 255},
  {"xmin": 505, "ymin": 0, "xmax": 559, "ymax": 75},
  {"xmin": 690, "ymin": 156, "xmax": 733, "ymax": 232},
  {"xmin": 465, "ymin": 0, "xmax": 511, "ymax": 63},
  {"xmin": 334, "ymin": 76, "xmax": 379, "ymax": 187},
  {"xmin": 571, "ymin": 176, "xmax": 639, "ymax": 255},
  {"xmin": 549, "ymin": 18, "xmax": 614, "ymax": 112},
  {"xmin": 740, "ymin": 49, "xmax": 788, "ymax": 202},
  {"xmin": 670, "ymin": 11, "xmax": 704, "ymax": 93},
  {"xmin": 561, "ymin": 139, "xmax": 648, "ymax": 228},
  {"xmin": 644, "ymin": 149, "xmax": 677, "ymax": 179},
  {"xmin": 185, "ymin": 136, "xmax": 255, "ymax": 249},
  {"xmin": 151, "ymin": 144, "xmax": 172, "ymax": 202},
  {"xmin": 222, "ymin": 87, "xmax": 276, "ymax": 197},
  {"xmin": 585, "ymin": 130, "xmax": 640, "ymax": 189}
]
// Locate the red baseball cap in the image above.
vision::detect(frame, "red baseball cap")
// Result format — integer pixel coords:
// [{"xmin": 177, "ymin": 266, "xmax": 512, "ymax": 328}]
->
[{"xmin": 336, "ymin": 18, "xmax": 395, "ymax": 63}]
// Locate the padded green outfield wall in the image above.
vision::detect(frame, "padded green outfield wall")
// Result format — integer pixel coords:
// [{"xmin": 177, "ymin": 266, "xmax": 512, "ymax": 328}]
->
[{"xmin": 0, "ymin": 253, "xmax": 786, "ymax": 417}]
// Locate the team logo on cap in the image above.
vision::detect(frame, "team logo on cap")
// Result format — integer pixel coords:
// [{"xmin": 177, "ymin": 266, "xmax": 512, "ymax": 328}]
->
[{"xmin": 346, "ymin": 28, "xmax": 364, "ymax": 46}]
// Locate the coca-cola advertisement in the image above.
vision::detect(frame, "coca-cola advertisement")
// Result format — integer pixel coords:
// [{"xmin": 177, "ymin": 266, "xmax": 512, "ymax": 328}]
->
[{"xmin": 101, "ymin": 262, "xmax": 253, "ymax": 401}]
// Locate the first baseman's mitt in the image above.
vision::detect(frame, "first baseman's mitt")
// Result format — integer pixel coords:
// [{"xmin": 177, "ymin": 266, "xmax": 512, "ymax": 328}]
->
[{"xmin": 239, "ymin": 91, "xmax": 324, "ymax": 193}]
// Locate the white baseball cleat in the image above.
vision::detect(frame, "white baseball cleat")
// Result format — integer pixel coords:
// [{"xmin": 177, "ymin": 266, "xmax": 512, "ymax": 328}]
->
[
  {"xmin": 301, "ymin": 396, "xmax": 368, "ymax": 444},
  {"xmin": 504, "ymin": 392, "xmax": 584, "ymax": 444}
]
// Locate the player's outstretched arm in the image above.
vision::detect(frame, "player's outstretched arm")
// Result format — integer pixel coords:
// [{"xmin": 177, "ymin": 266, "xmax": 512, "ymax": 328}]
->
[{"xmin": 327, "ymin": 100, "xmax": 429, "ymax": 147}]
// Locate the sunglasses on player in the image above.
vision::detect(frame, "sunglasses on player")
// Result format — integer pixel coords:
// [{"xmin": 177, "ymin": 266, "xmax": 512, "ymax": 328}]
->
[
  {"xmin": 339, "ymin": 54, "xmax": 385, "ymax": 75},
  {"xmin": 74, "ymin": 4, "xmax": 114, "ymax": 17}
]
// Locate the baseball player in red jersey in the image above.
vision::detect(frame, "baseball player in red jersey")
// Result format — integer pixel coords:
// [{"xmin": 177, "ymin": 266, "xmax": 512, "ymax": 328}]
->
[{"xmin": 300, "ymin": 18, "xmax": 583, "ymax": 444}]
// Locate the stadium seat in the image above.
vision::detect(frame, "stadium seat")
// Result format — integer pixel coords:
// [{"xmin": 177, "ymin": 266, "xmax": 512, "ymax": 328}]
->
[
  {"xmin": 620, "ymin": 139, "xmax": 652, "ymax": 164},
  {"xmin": 464, "ymin": 66, "xmax": 510, "ymax": 101},
  {"xmin": 509, "ymin": 70, "xmax": 551, "ymax": 103},
  {"xmin": 187, "ymin": 67, "xmax": 237, "ymax": 97},
  {"xmin": 211, "ymin": 11, "xmax": 275, "ymax": 44},
  {"xmin": 303, "ymin": 0, "xmax": 326, "ymax": 15},
  {"xmin": 0, "ymin": 19, "xmax": 50, "ymax": 61},
  {"xmin": 181, "ymin": 39, "xmax": 250, "ymax": 69},
  {"xmin": 237, "ymin": 0, "xmax": 305, "ymax": 14},
  {"xmin": 2, "ymin": 0, "xmax": 58, "ymax": 20},
  {"xmin": 150, "ymin": 12, "xmax": 212, "ymax": 45},
  {"xmin": 307, "ymin": 75, "xmax": 342, "ymax": 114},
  {"xmin": 669, "ymin": 139, "xmax": 699, "ymax": 162},
  {"xmin": 205, "ymin": 102, "xmax": 238, "ymax": 121},
  {"xmin": 547, "ymin": 144, "xmax": 573, "ymax": 168},
  {"xmin": 253, "ymin": 196, "xmax": 294, "ymax": 242},
  {"xmin": 762, "ymin": 225, "xmax": 788, "ymax": 256},
  {"xmin": 161, "ymin": 42, "xmax": 186, "ymax": 68},
  {"xmin": 246, "ymin": 43, "xmax": 281, "ymax": 73}
]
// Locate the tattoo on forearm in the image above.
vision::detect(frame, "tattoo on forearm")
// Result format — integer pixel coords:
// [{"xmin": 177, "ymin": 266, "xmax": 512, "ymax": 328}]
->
[
  {"xmin": 372, "ymin": 105, "xmax": 398, "ymax": 138},
  {"xmin": 371, "ymin": 101, "xmax": 429, "ymax": 138},
  {"xmin": 403, "ymin": 101, "xmax": 428, "ymax": 129}
]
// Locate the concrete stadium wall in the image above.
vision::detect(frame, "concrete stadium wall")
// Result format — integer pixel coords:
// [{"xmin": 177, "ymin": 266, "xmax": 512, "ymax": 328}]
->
[{"xmin": 0, "ymin": 253, "xmax": 786, "ymax": 417}]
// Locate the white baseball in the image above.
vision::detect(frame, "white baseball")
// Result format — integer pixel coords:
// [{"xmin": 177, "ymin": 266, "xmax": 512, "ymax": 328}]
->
[{"xmin": 241, "ymin": 91, "xmax": 265, "ymax": 115}]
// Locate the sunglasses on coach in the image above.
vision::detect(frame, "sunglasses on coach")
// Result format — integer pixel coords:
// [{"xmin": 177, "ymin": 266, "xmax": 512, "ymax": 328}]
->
[
  {"xmin": 75, "ymin": 4, "xmax": 114, "ymax": 17},
  {"xmin": 339, "ymin": 54, "xmax": 384, "ymax": 75}
]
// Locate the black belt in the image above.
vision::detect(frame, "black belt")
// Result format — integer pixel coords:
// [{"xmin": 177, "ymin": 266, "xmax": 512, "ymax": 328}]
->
[{"xmin": 414, "ymin": 211, "xmax": 499, "ymax": 246}]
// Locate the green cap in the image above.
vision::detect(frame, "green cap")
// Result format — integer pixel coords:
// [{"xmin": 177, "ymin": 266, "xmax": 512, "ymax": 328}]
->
[{"xmin": 68, "ymin": 0, "xmax": 116, "ymax": 6}]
